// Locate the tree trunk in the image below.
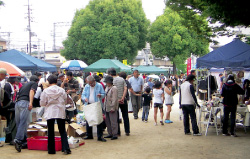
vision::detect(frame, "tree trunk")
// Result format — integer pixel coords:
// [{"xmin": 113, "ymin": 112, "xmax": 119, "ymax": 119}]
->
[{"xmin": 173, "ymin": 62, "xmax": 177, "ymax": 75}]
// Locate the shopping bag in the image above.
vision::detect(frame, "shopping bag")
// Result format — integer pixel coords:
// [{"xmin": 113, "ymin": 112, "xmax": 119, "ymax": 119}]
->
[
  {"xmin": 82, "ymin": 102, "xmax": 103, "ymax": 126},
  {"xmin": 66, "ymin": 94, "xmax": 76, "ymax": 111}
]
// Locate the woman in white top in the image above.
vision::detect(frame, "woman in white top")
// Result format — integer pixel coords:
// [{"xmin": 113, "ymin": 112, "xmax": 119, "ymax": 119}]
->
[
  {"xmin": 152, "ymin": 81, "xmax": 164, "ymax": 126},
  {"xmin": 40, "ymin": 75, "xmax": 71, "ymax": 155},
  {"xmin": 164, "ymin": 80, "xmax": 174, "ymax": 123}
]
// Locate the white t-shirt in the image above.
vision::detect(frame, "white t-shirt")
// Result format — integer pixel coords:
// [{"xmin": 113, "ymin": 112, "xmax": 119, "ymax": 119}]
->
[
  {"xmin": 153, "ymin": 89, "xmax": 163, "ymax": 104},
  {"xmin": 89, "ymin": 86, "xmax": 95, "ymax": 104}
]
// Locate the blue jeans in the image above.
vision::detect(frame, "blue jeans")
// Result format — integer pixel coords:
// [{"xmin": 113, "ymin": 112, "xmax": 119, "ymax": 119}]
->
[
  {"xmin": 15, "ymin": 100, "xmax": 30, "ymax": 142},
  {"xmin": 142, "ymin": 106, "xmax": 150, "ymax": 121}
]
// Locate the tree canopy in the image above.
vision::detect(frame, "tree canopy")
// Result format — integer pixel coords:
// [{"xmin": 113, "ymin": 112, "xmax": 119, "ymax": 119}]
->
[
  {"xmin": 148, "ymin": 8, "xmax": 209, "ymax": 74},
  {"xmin": 167, "ymin": 0, "xmax": 250, "ymax": 27},
  {"xmin": 61, "ymin": 0, "xmax": 149, "ymax": 65}
]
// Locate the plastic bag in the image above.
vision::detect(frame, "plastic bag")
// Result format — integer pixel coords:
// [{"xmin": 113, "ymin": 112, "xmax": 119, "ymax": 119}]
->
[{"xmin": 82, "ymin": 102, "xmax": 103, "ymax": 126}]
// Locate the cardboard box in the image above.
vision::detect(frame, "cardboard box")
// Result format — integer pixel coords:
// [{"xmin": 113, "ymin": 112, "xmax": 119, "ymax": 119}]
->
[
  {"xmin": 38, "ymin": 129, "xmax": 47, "ymax": 136},
  {"xmin": 27, "ymin": 128, "xmax": 39, "ymax": 138},
  {"xmin": 67, "ymin": 123, "xmax": 86, "ymax": 137},
  {"xmin": 0, "ymin": 120, "xmax": 7, "ymax": 137}
]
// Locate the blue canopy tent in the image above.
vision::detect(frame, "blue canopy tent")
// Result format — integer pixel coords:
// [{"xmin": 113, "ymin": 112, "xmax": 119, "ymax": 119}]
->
[
  {"xmin": 197, "ymin": 39, "xmax": 250, "ymax": 70},
  {"xmin": 0, "ymin": 49, "xmax": 57, "ymax": 73}
]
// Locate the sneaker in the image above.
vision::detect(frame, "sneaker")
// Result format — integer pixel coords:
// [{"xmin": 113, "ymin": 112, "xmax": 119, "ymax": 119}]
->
[
  {"xmin": 154, "ymin": 123, "xmax": 157, "ymax": 126},
  {"xmin": 165, "ymin": 120, "xmax": 173, "ymax": 124},
  {"xmin": 14, "ymin": 139, "xmax": 22, "ymax": 152},
  {"xmin": 160, "ymin": 120, "xmax": 164, "ymax": 125},
  {"xmin": 231, "ymin": 134, "xmax": 238, "ymax": 137},
  {"xmin": 142, "ymin": 119, "xmax": 144, "ymax": 122},
  {"xmin": 193, "ymin": 133, "xmax": 202, "ymax": 136},
  {"xmin": 185, "ymin": 132, "xmax": 192, "ymax": 135},
  {"xmin": 222, "ymin": 133, "xmax": 230, "ymax": 136}
]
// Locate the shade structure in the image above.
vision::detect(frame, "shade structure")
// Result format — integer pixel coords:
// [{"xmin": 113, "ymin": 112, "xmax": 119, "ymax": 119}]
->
[
  {"xmin": 84, "ymin": 59, "xmax": 131, "ymax": 73},
  {"xmin": 60, "ymin": 60, "xmax": 88, "ymax": 71},
  {"xmin": 197, "ymin": 39, "xmax": 250, "ymax": 69},
  {"xmin": 0, "ymin": 49, "xmax": 57, "ymax": 73},
  {"xmin": 133, "ymin": 65, "xmax": 166, "ymax": 74},
  {"xmin": 0, "ymin": 61, "xmax": 25, "ymax": 76}
]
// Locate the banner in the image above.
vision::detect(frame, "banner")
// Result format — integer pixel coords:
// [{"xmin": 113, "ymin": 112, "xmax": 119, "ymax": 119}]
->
[{"xmin": 187, "ymin": 58, "xmax": 191, "ymax": 75}]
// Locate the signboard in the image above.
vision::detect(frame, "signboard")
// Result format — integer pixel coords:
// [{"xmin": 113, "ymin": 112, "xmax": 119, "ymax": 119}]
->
[
  {"xmin": 187, "ymin": 58, "xmax": 191, "ymax": 75},
  {"xmin": 123, "ymin": 60, "xmax": 127, "ymax": 65}
]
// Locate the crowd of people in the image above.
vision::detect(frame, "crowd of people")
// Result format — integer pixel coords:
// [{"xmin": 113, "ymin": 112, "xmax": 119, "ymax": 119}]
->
[{"xmin": 1, "ymin": 66, "xmax": 247, "ymax": 155}]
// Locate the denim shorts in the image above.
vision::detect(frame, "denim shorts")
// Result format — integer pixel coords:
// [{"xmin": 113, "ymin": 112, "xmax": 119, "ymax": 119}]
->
[{"xmin": 154, "ymin": 103, "xmax": 163, "ymax": 109}]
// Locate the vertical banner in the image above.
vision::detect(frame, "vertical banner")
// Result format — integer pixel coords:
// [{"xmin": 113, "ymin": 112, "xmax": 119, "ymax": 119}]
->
[{"xmin": 187, "ymin": 58, "xmax": 191, "ymax": 75}]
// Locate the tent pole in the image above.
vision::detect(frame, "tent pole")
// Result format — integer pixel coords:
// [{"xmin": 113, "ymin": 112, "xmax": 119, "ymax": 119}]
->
[{"xmin": 208, "ymin": 70, "xmax": 211, "ymax": 101}]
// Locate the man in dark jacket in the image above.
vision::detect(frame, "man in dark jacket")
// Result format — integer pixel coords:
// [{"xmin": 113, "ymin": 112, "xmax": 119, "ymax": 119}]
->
[{"xmin": 221, "ymin": 74, "xmax": 244, "ymax": 137}]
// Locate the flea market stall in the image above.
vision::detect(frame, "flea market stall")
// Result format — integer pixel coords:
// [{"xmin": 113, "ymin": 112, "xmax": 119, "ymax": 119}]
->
[{"xmin": 196, "ymin": 39, "xmax": 250, "ymax": 135}]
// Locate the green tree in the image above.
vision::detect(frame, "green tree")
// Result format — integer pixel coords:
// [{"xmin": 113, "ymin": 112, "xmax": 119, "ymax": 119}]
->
[
  {"xmin": 167, "ymin": 0, "xmax": 250, "ymax": 27},
  {"xmin": 148, "ymin": 8, "xmax": 208, "ymax": 74},
  {"xmin": 61, "ymin": 0, "xmax": 149, "ymax": 65}
]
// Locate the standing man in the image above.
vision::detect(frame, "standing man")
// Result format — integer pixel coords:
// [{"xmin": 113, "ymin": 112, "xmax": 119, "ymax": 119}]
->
[
  {"xmin": 14, "ymin": 75, "xmax": 39, "ymax": 152},
  {"xmin": 179, "ymin": 75, "xmax": 201, "ymax": 136},
  {"xmin": 61, "ymin": 71, "xmax": 79, "ymax": 120},
  {"xmin": 109, "ymin": 68, "xmax": 130, "ymax": 136},
  {"xmin": 81, "ymin": 75, "xmax": 106, "ymax": 142},
  {"xmin": 129, "ymin": 70, "xmax": 144, "ymax": 119}
]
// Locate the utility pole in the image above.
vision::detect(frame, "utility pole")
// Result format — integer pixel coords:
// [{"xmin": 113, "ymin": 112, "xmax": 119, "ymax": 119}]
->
[
  {"xmin": 52, "ymin": 22, "xmax": 70, "ymax": 51},
  {"xmin": 27, "ymin": 0, "xmax": 32, "ymax": 55}
]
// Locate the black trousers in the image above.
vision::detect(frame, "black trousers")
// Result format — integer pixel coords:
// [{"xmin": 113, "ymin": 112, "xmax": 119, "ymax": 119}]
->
[
  {"xmin": 182, "ymin": 105, "xmax": 199, "ymax": 134},
  {"xmin": 223, "ymin": 106, "xmax": 236, "ymax": 135},
  {"xmin": 117, "ymin": 100, "xmax": 130, "ymax": 134},
  {"xmin": 47, "ymin": 119, "xmax": 69, "ymax": 153},
  {"xmin": 86, "ymin": 121, "xmax": 103, "ymax": 139}
]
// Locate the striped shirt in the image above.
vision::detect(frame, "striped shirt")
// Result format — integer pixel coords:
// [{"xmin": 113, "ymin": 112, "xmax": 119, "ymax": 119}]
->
[{"xmin": 113, "ymin": 76, "xmax": 127, "ymax": 99}]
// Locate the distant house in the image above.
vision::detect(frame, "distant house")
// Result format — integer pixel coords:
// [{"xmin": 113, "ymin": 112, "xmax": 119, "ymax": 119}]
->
[
  {"xmin": 0, "ymin": 37, "xmax": 7, "ymax": 52},
  {"xmin": 44, "ymin": 50, "xmax": 66, "ymax": 69}
]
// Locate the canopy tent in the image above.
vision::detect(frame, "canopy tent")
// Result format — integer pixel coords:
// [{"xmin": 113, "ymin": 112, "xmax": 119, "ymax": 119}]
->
[
  {"xmin": 133, "ymin": 65, "xmax": 166, "ymax": 74},
  {"xmin": 197, "ymin": 39, "xmax": 250, "ymax": 69},
  {"xmin": 0, "ymin": 49, "xmax": 57, "ymax": 73},
  {"xmin": 84, "ymin": 59, "xmax": 131, "ymax": 73}
]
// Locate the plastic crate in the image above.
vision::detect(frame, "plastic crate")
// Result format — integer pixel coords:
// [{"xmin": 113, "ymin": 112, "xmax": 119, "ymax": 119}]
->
[{"xmin": 27, "ymin": 136, "xmax": 62, "ymax": 151}]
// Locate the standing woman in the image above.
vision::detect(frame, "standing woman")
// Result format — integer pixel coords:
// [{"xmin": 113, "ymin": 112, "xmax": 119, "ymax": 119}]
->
[
  {"xmin": 221, "ymin": 75, "xmax": 244, "ymax": 137},
  {"xmin": 164, "ymin": 80, "xmax": 174, "ymax": 123},
  {"xmin": 103, "ymin": 75, "xmax": 119, "ymax": 140},
  {"xmin": 40, "ymin": 75, "xmax": 71, "ymax": 155}
]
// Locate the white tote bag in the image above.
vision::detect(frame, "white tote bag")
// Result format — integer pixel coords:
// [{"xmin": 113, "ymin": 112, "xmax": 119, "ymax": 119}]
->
[{"xmin": 83, "ymin": 102, "xmax": 103, "ymax": 126}]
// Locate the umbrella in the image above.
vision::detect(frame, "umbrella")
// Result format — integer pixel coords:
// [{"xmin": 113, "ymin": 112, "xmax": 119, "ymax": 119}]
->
[
  {"xmin": 0, "ymin": 61, "xmax": 25, "ymax": 76},
  {"xmin": 60, "ymin": 60, "xmax": 88, "ymax": 71}
]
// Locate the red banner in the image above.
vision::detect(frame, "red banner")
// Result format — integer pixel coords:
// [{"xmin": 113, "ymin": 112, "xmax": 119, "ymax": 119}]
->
[{"xmin": 187, "ymin": 58, "xmax": 191, "ymax": 75}]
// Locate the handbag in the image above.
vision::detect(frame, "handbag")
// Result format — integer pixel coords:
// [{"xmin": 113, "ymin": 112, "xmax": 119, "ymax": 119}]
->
[
  {"xmin": 83, "ymin": 102, "xmax": 103, "ymax": 126},
  {"xmin": 66, "ymin": 94, "xmax": 76, "ymax": 111}
]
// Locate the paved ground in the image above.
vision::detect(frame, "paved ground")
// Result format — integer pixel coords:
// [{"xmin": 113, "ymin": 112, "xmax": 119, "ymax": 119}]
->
[{"xmin": 1, "ymin": 93, "xmax": 250, "ymax": 159}]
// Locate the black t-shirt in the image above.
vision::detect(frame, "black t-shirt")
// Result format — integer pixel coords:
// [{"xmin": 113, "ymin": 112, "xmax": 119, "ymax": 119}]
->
[
  {"xmin": 17, "ymin": 81, "xmax": 38, "ymax": 101},
  {"xmin": 142, "ymin": 93, "xmax": 152, "ymax": 106}
]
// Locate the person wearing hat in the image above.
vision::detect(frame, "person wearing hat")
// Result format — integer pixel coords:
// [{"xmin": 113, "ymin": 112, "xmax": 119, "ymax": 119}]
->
[
  {"xmin": 221, "ymin": 74, "xmax": 244, "ymax": 137},
  {"xmin": 103, "ymin": 75, "xmax": 119, "ymax": 140},
  {"xmin": 57, "ymin": 73, "xmax": 65, "ymax": 87},
  {"xmin": 109, "ymin": 68, "xmax": 130, "ymax": 136},
  {"xmin": 179, "ymin": 74, "xmax": 201, "ymax": 136},
  {"xmin": 14, "ymin": 75, "xmax": 39, "ymax": 152}
]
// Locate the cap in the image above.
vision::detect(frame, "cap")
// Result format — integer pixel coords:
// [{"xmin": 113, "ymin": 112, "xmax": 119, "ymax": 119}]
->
[
  {"xmin": 0, "ymin": 68, "xmax": 7, "ymax": 75},
  {"xmin": 104, "ymin": 75, "xmax": 113, "ymax": 84},
  {"xmin": 58, "ymin": 73, "xmax": 65, "ymax": 78}
]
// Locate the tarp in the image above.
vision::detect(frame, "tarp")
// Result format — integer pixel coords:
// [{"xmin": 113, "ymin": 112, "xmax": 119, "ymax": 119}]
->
[
  {"xmin": 197, "ymin": 39, "xmax": 250, "ymax": 69},
  {"xmin": 84, "ymin": 59, "xmax": 131, "ymax": 73},
  {"xmin": 0, "ymin": 49, "xmax": 57, "ymax": 73},
  {"xmin": 133, "ymin": 65, "xmax": 166, "ymax": 74}
]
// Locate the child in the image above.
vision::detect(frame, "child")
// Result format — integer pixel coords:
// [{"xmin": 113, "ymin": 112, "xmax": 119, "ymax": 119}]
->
[
  {"xmin": 164, "ymin": 80, "xmax": 174, "ymax": 123},
  {"xmin": 152, "ymin": 81, "xmax": 164, "ymax": 126},
  {"xmin": 142, "ymin": 87, "xmax": 152, "ymax": 123}
]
